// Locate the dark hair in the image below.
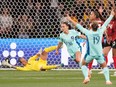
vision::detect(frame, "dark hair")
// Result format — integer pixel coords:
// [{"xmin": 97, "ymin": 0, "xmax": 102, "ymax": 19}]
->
[
  {"xmin": 61, "ymin": 22, "xmax": 72, "ymax": 29},
  {"xmin": 93, "ymin": 10, "xmax": 105, "ymax": 21},
  {"xmin": 113, "ymin": 10, "xmax": 116, "ymax": 20},
  {"xmin": 91, "ymin": 22, "xmax": 99, "ymax": 31},
  {"xmin": 93, "ymin": 11, "xmax": 100, "ymax": 18}
]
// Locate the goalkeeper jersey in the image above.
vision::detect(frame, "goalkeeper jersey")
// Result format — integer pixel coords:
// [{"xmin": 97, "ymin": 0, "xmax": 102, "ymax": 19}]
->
[{"xmin": 16, "ymin": 55, "xmax": 47, "ymax": 71}]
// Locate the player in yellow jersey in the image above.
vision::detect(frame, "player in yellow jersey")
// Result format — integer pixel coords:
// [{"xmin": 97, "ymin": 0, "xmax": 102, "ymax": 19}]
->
[{"xmin": 2, "ymin": 46, "xmax": 63, "ymax": 71}]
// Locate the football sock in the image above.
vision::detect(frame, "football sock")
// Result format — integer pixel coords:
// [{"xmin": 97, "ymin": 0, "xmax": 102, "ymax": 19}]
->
[
  {"xmin": 103, "ymin": 67, "xmax": 110, "ymax": 81},
  {"xmin": 81, "ymin": 65, "xmax": 88, "ymax": 79}
]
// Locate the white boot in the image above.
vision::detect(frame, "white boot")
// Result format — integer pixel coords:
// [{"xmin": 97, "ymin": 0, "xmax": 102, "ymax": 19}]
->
[
  {"xmin": 1, "ymin": 60, "xmax": 12, "ymax": 68},
  {"xmin": 113, "ymin": 71, "xmax": 116, "ymax": 76},
  {"xmin": 98, "ymin": 70, "xmax": 103, "ymax": 74}
]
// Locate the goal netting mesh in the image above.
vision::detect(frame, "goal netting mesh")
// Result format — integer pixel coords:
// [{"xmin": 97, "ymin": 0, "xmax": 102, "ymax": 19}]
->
[{"xmin": 0, "ymin": 0, "xmax": 115, "ymax": 69}]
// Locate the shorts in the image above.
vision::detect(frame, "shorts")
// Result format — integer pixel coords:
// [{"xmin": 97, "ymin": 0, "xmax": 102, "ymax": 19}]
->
[
  {"xmin": 102, "ymin": 39, "xmax": 116, "ymax": 49},
  {"xmin": 112, "ymin": 40, "xmax": 116, "ymax": 48},
  {"xmin": 84, "ymin": 54, "xmax": 105, "ymax": 64},
  {"xmin": 68, "ymin": 46, "xmax": 81, "ymax": 60},
  {"xmin": 102, "ymin": 40, "xmax": 112, "ymax": 48}
]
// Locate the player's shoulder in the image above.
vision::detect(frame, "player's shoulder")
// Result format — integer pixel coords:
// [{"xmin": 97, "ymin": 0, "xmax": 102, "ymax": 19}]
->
[
  {"xmin": 69, "ymin": 29, "xmax": 76, "ymax": 32},
  {"xmin": 96, "ymin": 28, "xmax": 103, "ymax": 34},
  {"xmin": 60, "ymin": 32, "xmax": 64, "ymax": 37}
]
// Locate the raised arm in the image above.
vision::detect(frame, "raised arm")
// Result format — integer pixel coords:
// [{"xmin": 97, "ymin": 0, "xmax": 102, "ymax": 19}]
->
[
  {"xmin": 101, "ymin": 9, "xmax": 115, "ymax": 32},
  {"xmin": 111, "ymin": 0, "xmax": 115, "ymax": 11},
  {"xmin": 67, "ymin": 14, "xmax": 89, "ymax": 34},
  {"xmin": 66, "ymin": 14, "xmax": 78, "ymax": 26}
]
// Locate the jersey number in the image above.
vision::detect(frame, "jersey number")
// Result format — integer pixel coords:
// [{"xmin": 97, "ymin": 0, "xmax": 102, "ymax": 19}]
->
[{"xmin": 93, "ymin": 36, "xmax": 100, "ymax": 44}]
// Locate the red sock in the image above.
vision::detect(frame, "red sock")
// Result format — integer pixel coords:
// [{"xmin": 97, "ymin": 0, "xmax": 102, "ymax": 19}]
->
[
  {"xmin": 113, "ymin": 56, "xmax": 116, "ymax": 69},
  {"xmin": 88, "ymin": 61, "xmax": 93, "ymax": 70},
  {"xmin": 104, "ymin": 56, "xmax": 108, "ymax": 64}
]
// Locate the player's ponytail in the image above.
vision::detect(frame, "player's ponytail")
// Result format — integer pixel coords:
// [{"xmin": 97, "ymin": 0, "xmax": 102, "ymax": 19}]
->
[{"xmin": 93, "ymin": 10, "xmax": 105, "ymax": 21}]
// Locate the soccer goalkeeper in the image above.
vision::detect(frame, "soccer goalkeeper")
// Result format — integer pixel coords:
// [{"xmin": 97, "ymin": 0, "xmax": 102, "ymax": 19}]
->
[{"xmin": 2, "ymin": 46, "xmax": 62, "ymax": 71}]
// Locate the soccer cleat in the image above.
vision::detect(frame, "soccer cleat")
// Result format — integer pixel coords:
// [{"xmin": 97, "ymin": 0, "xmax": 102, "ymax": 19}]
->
[
  {"xmin": 106, "ymin": 81, "xmax": 112, "ymax": 85},
  {"xmin": 98, "ymin": 71, "xmax": 103, "ymax": 74},
  {"xmin": 1, "ymin": 60, "xmax": 12, "ymax": 68},
  {"xmin": 60, "ymin": 63, "xmax": 64, "ymax": 67},
  {"xmin": 111, "ymin": 71, "xmax": 116, "ymax": 76},
  {"xmin": 57, "ymin": 63, "xmax": 64, "ymax": 68},
  {"xmin": 83, "ymin": 77, "xmax": 90, "ymax": 84}
]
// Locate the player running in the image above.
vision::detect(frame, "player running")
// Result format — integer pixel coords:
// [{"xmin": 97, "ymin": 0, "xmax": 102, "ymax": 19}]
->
[
  {"xmin": 67, "ymin": 9, "xmax": 114, "ymax": 84},
  {"xmin": 56, "ymin": 22, "xmax": 86, "ymax": 67}
]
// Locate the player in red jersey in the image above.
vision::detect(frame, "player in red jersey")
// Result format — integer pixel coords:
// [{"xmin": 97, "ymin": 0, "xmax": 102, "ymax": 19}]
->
[
  {"xmin": 105, "ymin": 10, "xmax": 116, "ymax": 76},
  {"xmin": 98, "ymin": 0, "xmax": 116, "ymax": 75}
]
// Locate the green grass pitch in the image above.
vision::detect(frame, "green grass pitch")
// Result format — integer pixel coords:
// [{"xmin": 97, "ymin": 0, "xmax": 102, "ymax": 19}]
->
[{"xmin": 0, "ymin": 70, "xmax": 116, "ymax": 87}]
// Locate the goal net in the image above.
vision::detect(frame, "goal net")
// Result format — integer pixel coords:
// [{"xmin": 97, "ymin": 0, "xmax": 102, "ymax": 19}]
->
[{"xmin": 0, "ymin": 0, "xmax": 115, "ymax": 69}]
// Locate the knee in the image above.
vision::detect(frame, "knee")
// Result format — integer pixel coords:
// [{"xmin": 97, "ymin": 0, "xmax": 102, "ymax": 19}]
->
[{"xmin": 75, "ymin": 58, "xmax": 80, "ymax": 63}]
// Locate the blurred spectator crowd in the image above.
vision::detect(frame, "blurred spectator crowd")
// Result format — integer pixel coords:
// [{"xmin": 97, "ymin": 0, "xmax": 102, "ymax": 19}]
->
[{"xmin": 0, "ymin": 0, "xmax": 115, "ymax": 38}]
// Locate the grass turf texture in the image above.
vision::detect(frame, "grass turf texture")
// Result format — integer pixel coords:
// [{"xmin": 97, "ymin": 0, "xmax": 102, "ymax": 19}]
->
[{"xmin": 0, "ymin": 70, "xmax": 116, "ymax": 87}]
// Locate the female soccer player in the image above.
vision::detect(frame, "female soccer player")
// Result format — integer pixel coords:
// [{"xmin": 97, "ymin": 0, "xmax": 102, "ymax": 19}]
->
[
  {"xmin": 2, "ymin": 46, "xmax": 62, "ymax": 71},
  {"xmin": 56, "ymin": 22, "xmax": 86, "ymax": 67},
  {"xmin": 106, "ymin": 9, "xmax": 116, "ymax": 76},
  {"xmin": 67, "ymin": 9, "xmax": 114, "ymax": 84},
  {"xmin": 88, "ymin": 9, "xmax": 105, "ymax": 71}
]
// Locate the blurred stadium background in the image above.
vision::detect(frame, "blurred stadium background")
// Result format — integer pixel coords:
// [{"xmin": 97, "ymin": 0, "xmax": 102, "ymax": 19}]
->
[{"xmin": 0, "ymin": 0, "xmax": 116, "ymax": 69}]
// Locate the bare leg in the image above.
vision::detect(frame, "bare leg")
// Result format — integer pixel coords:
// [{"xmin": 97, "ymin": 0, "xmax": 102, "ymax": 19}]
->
[
  {"xmin": 103, "ymin": 46, "xmax": 111, "ymax": 64},
  {"xmin": 75, "ymin": 51, "xmax": 81, "ymax": 63}
]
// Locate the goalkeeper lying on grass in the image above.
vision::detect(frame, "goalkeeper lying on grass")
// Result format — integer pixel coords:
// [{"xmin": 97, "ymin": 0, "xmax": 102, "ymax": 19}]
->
[{"xmin": 2, "ymin": 46, "xmax": 63, "ymax": 71}]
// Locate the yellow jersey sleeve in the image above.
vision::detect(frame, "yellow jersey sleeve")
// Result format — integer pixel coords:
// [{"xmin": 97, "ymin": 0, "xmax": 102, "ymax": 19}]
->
[
  {"xmin": 16, "ymin": 66, "xmax": 31, "ymax": 71},
  {"xmin": 28, "ymin": 55, "xmax": 39, "ymax": 63}
]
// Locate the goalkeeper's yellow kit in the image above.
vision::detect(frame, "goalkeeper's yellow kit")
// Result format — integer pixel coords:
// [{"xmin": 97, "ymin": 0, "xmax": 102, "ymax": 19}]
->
[{"xmin": 16, "ymin": 46, "xmax": 58, "ymax": 71}]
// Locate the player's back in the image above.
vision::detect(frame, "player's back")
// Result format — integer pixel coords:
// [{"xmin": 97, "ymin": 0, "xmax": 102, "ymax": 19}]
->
[
  {"xmin": 76, "ymin": 14, "xmax": 114, "ymax": 56},
  {"xmin": 86, "ymin": 29, "xmax": 103, "ymax": 56}
]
